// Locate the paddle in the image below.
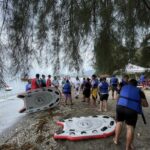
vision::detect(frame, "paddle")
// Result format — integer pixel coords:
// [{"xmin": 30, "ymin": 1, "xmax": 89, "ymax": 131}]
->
[{"xmin": 141, "ymin": 112, "xmax": 147, "ymax": 124}]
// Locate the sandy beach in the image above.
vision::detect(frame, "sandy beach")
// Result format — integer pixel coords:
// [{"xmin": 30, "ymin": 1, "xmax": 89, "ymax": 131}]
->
[{"xmin": 0, "ymin": 90, "xmax": 150, "ymax": 150}]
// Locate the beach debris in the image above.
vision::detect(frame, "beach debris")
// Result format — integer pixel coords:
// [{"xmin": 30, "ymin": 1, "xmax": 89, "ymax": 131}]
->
[
  {"xmin": 20, "ymin": 142, "xmax": 38, "ymax": 150},
  {"xmin": 0, "ymin": 143, "xmax": 18, "ymax": 150},
  {"xmin": 35, "ymin": 135, "xmax": 45, "ymax": 144},
  {"xmin": 137, "ymin": 133, "xmax": 141, "ymax": 137},
  {"xmin": 35, "ymin": 118, "xmax": 48, "ymax": 134}
]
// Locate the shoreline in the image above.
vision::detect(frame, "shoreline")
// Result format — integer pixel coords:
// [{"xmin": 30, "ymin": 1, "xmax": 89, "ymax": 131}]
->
[{"xmin": 0, "ymin": 90, "xmax": 150, "ymax": 150}]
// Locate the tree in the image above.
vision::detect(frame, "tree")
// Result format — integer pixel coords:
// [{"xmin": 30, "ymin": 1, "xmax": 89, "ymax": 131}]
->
[{"xmin": 0, "ymin": 0, "xmax": 149, "ymax": 77}]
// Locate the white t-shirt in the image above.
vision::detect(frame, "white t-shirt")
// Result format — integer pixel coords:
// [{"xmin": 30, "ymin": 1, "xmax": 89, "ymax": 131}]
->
[
  {"xmin": 74, "ymin": 80, "xmax": 80, "ymax": 88},
  {"xmin": 52, "ymin": 80, "xmax": 59, "ymax": 87}
]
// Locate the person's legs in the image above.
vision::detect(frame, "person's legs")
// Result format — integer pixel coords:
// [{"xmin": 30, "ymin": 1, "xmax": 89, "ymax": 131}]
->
[
  {"xmin": 82, "ymin": 95, "xmax": 85, "ymax": 102},
  {"xmin": 112, "ymin": 86, "xmax": 114, "ymax": 99},
  {"xmin": 114, "ymin": 122, "xmax": 123, "ymax": 144},
  {"xmin": 92, "ymin": 96, "xmax": 97, "ymax": 106},
  {"xmin": 103, "ymin": 94, "xmax": 108, "ymax": 111},
  {"xmin": 126, "ymin": 125, "xmax": 134, "ymax": 150},
  {"xmin": 125, "ymin": 109, "xmax": 137, "ymax": 150},
  {"xmin": 75, "ymin": 88, "xmax": 79, "ymax": 98},
  {"xmin": 87, "ymin": 97, "xmax": 90, "ymax": 105},
  {"xmin": 65, "ymin": 94, "xmax": 67, "ymax": 105},
  {"xmin": 82, "ymin": 91, "xmax": 86, "ymax": 102},
  {"xmin": 92, "ymin": 89, "xmax": 97, "ymax": 106},
  {"xmin": 103, "ymin": 100, "xmax": 107, "ymax": 111},
  {"xmin": 99, "ymin": 100, "xmax": 103, "ymax": 111}
]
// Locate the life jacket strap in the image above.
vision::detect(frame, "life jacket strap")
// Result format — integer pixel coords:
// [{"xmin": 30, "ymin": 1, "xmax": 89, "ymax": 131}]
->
[{"xmin": 119, "ymin": 95, "xmax": 140, "ymax": 103}]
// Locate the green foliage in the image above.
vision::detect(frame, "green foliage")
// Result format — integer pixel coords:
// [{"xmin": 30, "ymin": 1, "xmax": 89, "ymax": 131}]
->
[{"xmin": 0, "ymin": 0, "xmax": 149, "ymax": 76}]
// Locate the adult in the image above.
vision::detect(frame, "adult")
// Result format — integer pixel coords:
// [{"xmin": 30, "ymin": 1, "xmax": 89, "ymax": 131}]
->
[
  {"xmin": 31, "ymin": 74, "xmax": 41, "ymax": 90},
  {"xmin": 63, "ymin": 80, "xmax": 73, "ymax": 105},
  {"xmin": 91, "ymin": 74, "xmax": 99, "ymax": 106},
  {"xmin": 61, "ymin": 77, "xmax": 66, "ymax": 89},
  {"xmin": 110, "ymin": 75, "xmax": 118, "ymax": 99},
  {"xmin": 41, "ymin": 74, "xmax": 46, "ymax": 87},
  {"xmin": 46, "ymin": 75, "xmax": 51, "ymax": 87},
  {"xmin": 81, "ymin": 78, "xmax": 86, "ymax": 102},
  {"xmin": 139, "ymin": 74, "xmax": 145, "ymax": 87},
  {"xmin": 52, "ymin": 76, "xmax": 59, "ymax": 88},
  {"xmin": 81, "ymin": 78, "xmax": 86, "ymax": 90},
  {"xmin": 83, "ymin": 78, "xmax": 91, "ymax": 104},
  {"xmin": 98, "ymin": 77, "xmax": 109, "ymax": 112},
  {"xmin": 74, "ymin": 76, "xmax": 81, "ymax": 99},
  {"xmin": 20, "ymin": 79, "xmax": 32, "ymax": 113},
  {"xmin": 114, "ymin": 79, "xmax": 149, "ymax": 150},
  {"xmin": 117, "ymin": 75, "xmax": 129, "ymax": 94},
  {"xmin": 25, "ymin": 79, "xmax": 31, "ymax": 91}
]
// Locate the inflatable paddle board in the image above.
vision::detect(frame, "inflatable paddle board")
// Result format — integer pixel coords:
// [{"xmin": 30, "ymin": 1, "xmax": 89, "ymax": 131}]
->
[
  {"xmin": 18, "ymin": 87, "xmax": 61, "ymax": 113},
  {"xmin": 54, "ymin": 115, "xmax": 116, "ymax": 141}
]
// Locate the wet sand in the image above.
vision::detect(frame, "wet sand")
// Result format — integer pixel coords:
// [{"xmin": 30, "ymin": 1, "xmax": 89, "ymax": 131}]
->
[{"xmin": 0, "ymin": 90, "xmax": 150, "ymax": 150}]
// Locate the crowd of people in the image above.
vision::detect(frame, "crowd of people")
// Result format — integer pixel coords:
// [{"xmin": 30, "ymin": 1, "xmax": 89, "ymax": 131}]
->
[
  {"xmin": 25, "ymin": 73, "xmax": 149, "ymax": 150},
  {"xmin": 25, "ymin": 74, "xmax": 60, "ymax": 91}
]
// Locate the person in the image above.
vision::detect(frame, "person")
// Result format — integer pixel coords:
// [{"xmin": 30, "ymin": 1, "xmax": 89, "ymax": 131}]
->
[
  {"xmin": 98, "ymin": 78, "xmax": 103, "ymax": 104},
  {"xmin": 139, "ymin": 74, "xmax": 145, "ymax": 87},
  {"xmin": 117, "ymin": 75, "xmax": 129, "ymax": 94},
  {"xmin": 74, "ymin": 76, "xmax": 81, "ymax": 99},
  {"xmin": 61, "ymin": 77, "xmax": 66, "ymax": 91},
  {"xmin": 98, "ymin": 77, "xmax": 109, "ymax": 112},
  {"xmin": 63, "ymin": 80, "xmax": 73, "ymax": 105},
  {"xmin": 52, "ymin": 76, "xmax": 59, "ymax": 88},
  {"xmin": 91, "ymin": 74, "xmax": 99, "ymax": 106},
  {"xmin": 31, "ymin": 74, "xmax": 41, "ymax": 90},
  {"xmin": 81, "ymin": 78, "xmax": 86, "ymax": 90},
  {"xmin": 110, "ymin": 75, "xmax": 118, "ymax": 99},
  {"xmin": 19, "ymin": 79, "xmax": 31, "ymax": 113},
  {"xmin": 114, "ymin": 79, "xmax": 149, "ymax": 150},
  {"xmin": 41, "ymin": 74, "xmax": 46, "ymax": 87},
  {"xmin": 83, "ymin": 78, "xmax": 91, "ymax": 104},
  {"xmin": 81, "ymin": 78, "xmax": 86, "ymax": 102},
  {"xmin": 46, "ymin": 75, "xmax": 51, "ymax": 87},
  {"xmin": 25, "ymin": 79, "xmax": 31, "ymax": 91}
]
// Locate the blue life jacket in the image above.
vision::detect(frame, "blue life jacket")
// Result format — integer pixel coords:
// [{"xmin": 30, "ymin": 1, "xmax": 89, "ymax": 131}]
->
[
  {"xmin": 111, "ymin": 77, "xmax": 118, "ymax": 85},
  {"xmin": 63, "ymin": 83, "xmax": 71, "ymax": 93},
  {"xmin": 118, "ymin": 84, "xmax": 142, "ymax": 113},
  {"xmin": 121, "ymin": 79, "xmax": 128, "ymax": 86},
  {"xmin": 140, "ymin": 75, "xmax": 145, "ymax": 83},
  {"xmin": 99, "ymin": 82, "xmax": 109, "ymax": 94},
  {"xmin": 92, "ymin": 79, "xmax": 99, "ymax": 88}
]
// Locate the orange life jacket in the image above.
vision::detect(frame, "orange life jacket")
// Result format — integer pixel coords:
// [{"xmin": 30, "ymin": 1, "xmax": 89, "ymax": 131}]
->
[{"xmin": 31, "ymin": 78, "xmax": 39, "ymax": 89}]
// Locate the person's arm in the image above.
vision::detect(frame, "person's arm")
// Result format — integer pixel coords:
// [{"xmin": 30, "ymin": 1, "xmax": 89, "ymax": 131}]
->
[
  {"xmin": 36, "ymin": 79, "xmax": 41, "ymax": 87},
  {"xmin": 141, "ymin": 98, "xmax": 149, "ymax": 107},
  {"xmin": 140, "ymin": 90, "xmax": 149, "ymax": 107}
]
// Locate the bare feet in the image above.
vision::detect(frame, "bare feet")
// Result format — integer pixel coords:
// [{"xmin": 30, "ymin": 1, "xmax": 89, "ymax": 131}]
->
[
  {"xmin": 113, "ymin": 138, "xmax": 118, "ymax": 145},
  {"xmin": 98, "ymin": 109, "xmax": 102, "ymax": 112},
  {"xmin": 104, "ymin": 109, "xmax": 107, "ymax": 112},
  {"xmin": 128, "ymin": 144, "xmax": 134, "ymax": 150}
]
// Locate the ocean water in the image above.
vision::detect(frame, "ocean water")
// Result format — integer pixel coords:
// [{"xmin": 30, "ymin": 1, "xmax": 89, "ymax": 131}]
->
[{"xmin": 0, "ymin": 78, "xmax": 26, "ymax": 102}]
